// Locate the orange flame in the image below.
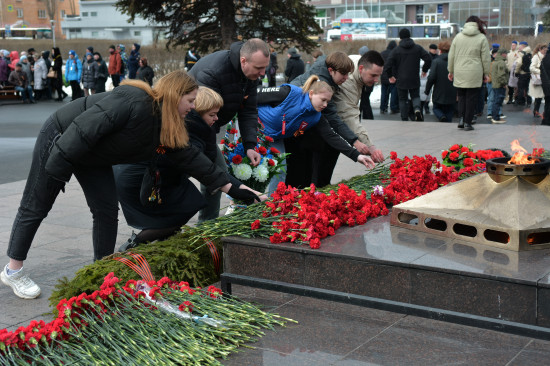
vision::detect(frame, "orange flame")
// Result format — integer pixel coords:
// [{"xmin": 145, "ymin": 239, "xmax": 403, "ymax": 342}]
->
[{"xmin": 508, "ymin": 139, "xmax": 538, "ymax": 164}]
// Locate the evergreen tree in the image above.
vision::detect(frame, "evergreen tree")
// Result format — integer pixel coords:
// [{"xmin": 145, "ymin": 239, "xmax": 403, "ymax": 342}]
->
[{"xmin": 116, "ymin": 0, "xmax": 322, "ymax": 52}]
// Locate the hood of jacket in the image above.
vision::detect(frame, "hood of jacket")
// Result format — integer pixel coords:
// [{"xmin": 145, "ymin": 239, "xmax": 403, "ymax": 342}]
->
[
  {"xmin": 461, "ymin": 22, "xmax": 481, "ymax": 37},
  {"xmin": 398, "ymin": 38, "xmax": 415, "ymax": 49},
  {"xmin": 10, "ymin": 51, "xmax": 19, "ymax": 60},
  {"xmin": 386, "ymin": 40, "xmax": 397, "ymax": 51}
]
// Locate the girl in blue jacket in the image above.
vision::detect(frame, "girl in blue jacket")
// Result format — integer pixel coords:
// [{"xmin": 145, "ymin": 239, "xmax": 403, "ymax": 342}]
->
[
  {"xmin": 258, "ymin": 75, "xmax": 375, "ymax": 193},
  {"xmin": 65, "ymin": 50, "xmax": 83, "ymax": 101}
]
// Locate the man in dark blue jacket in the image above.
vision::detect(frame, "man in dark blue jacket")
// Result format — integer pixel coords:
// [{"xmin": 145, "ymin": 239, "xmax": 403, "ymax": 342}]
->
[
  {"xmin": 189, "ymin": 38, "xmax": 270, "ymax": 222},
  {"xmin": 385, "ymin": 28, "xmax": 432, "ymax": 121}
]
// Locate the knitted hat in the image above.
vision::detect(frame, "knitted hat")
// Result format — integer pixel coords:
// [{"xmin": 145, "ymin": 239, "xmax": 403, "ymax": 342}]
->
[
  {"xmin": 519, "ymin": 41, "xmax": 528, "ymax": 46},
  {"xmin": 86, "ymin": 52, "xmax": 93, "ymax": 57},
  {"xmin": 68, "ymin": 50, "xmax": 76, "ymax": 56},
  {"xmin": 399, "ymin": 28, "xmax": 410, "ymax": 39},
  {"xmin": 19, "ymin": 55, "xmax": 27, "ymax": 61},
  {"xmin": 109, "ymin": 45, "xmax": 116, "ymax": 50},
  {"xmin": 429, "ymin": 44, "xmax": 438, "ymax": 50},
  {"xmin": 87, "ymin": 46, "xmax": 94, "ymax": 53},
  {"xmin": 15, "ymin": 63, "xmax": 22, "ymax": 67},
  {"xmin": 358, "ymin": 45, "xmax": 369, "ymax": 56},
  {"xmin": 288, "ymin": 47, "xmax": 298, "ymax": 56}
]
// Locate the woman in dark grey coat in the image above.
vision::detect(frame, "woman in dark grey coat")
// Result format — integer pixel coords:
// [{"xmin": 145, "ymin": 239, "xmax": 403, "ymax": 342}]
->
[
  {"xmin": 1, "ymin": 71, "xmax": 260, "ymax": 300},
  {"xmin": 81, "ymin": 52, "xmax": 98, "ymax": 96}
]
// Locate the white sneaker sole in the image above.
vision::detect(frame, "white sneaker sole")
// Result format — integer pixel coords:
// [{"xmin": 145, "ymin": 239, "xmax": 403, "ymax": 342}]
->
[{"xmin": 1, "ymin": 271, "xmax": 41, "ymax": 299}]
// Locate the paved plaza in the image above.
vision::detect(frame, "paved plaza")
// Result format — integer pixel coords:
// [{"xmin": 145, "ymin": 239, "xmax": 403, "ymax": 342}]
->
[{"xmin": 1, "ymin": 96, "xmax": 550, "ymax": 364}]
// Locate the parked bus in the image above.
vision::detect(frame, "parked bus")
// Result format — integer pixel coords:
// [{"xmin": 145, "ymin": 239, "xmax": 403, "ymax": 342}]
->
[{"xmin": 386, "ymin": 23, "xmax": 459, "ymax": 40}]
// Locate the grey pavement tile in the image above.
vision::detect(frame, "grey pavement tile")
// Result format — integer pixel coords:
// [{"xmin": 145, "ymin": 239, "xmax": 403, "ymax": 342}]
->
[
  {"xmin": 245, "ymin": 299, "xmax": 398, "ymax": 365},
  {"xmin": 341, "ymin": 315, "xmax": 531, "ymax": 366},
  {"xmin": 507, "ymin": 339, "xmax": 550, "ymax": 365},
  {"xmin": 222, "ymin": 347, "xmax": 334, "ymax": 366},
  {"xmin": 0, "ymin": 284, "xmax": 56, "ymax": 331}
]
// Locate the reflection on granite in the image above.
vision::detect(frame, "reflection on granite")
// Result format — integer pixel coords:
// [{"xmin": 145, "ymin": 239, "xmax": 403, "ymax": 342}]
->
[
  {"xmin": 343, "ymin": 316, "xmax": 531, "ymax": 366},
  {"xmin": 537, "ymin": 288, "xmax": 550, "ymax": 327},
  {"xmin": 305, "ymin": 255, "xmax": 410, "ymax": 302},
  {"xmin": 224, "ymin": 243, "xmax": 305, "ymax": 284},
  {"xmin": 411, "ymin": 269, "xmax": 536, "ymax": 323}
]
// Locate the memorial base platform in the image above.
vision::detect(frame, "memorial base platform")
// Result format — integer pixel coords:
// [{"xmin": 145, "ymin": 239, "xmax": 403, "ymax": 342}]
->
[{"xmin": 221, "ymin": 216, "xmax": 550, "ymax": 340}]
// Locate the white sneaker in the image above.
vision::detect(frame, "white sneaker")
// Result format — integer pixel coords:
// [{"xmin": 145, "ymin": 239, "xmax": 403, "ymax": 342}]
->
[
  {"xmin": 491, "ymin": 119, "xmax": 507, "ymax": 124},
  {"xmin": 1, "ymin": 265, "xmax": 41, "ymax": 299}
]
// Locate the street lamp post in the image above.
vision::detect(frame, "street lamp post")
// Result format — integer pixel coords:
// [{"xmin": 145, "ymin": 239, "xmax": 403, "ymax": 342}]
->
[{"xmin": 51, "ymin": 19, "xmax": 56, "ymax": 48}]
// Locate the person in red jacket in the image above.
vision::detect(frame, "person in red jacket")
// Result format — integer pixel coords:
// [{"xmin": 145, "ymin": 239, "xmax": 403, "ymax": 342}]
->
[{"xmin": 107, "ymin": 45, "xmax": 122, "ymax": 88}]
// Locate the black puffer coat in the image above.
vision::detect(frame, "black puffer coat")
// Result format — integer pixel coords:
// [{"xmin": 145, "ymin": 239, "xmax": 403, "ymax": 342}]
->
[
  {"xmin": 45, "ymin": 85, "xmax": 229, "ymax": 192},
  {"xmin": 189, "ymin": 42, "xmax": 259, "ymax": 152},
  {"xmin": 424, "ymin": 54, "xmax": 456, "ymax": 105},
  {"xmin": 380, "ymin": 40, "xmax": 397, "ymax": 85},
  {"xmin": 291, "ymin": 58, "xmax": 358, "ymax": 144},
  {"xmin": 284, "ymin": 54, "xmax": 305, "ymax": 82},
  {"xmin": 386, "ymin": 38, "xmax": 432, "ymax": 89}
]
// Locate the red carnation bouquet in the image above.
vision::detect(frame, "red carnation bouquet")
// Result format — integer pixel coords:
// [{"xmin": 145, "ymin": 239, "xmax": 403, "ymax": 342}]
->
[{"xmin": 441, "ymin": 144, "xmax": 504, "ymax": 170}]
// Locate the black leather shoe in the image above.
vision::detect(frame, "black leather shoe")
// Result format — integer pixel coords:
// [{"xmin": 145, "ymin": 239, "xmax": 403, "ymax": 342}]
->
[
  {"xmin": 457, "ymin": 118, "xmax": 464, "ymax": 128},
  {"xmin": 464, "ymin": 123, "xmax": 474, "ymax": 131}
]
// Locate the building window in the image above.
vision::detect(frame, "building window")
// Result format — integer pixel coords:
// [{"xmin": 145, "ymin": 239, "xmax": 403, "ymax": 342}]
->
[
  {"xmin": 134, "ymin": 31, "xmax": 141, "ymax": 36},
  {"xmin": 61, "ymin": 10, "xmax": 66, "ymax": 18},
  {"xmin": 38, "ymin": 9, "xmax": 47, "ymax": 18},
  {"xmin": 16, "ymin": 8, "xmax": 23, "ymax": 18},
  {"xmin": 91, "ymin": 12, "xmax": 97, "ymax": 17},
  {"xmin": 92, "ymin": 31, "xmax": 99, "ymax": 37},
  {"xmin": 82, "ymin": 12, "xmax": 88, "ymax": 17}
]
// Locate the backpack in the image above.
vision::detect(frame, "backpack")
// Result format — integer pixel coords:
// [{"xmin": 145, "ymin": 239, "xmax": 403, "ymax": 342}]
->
[
  {"xmin": 120, "ymin": 58, "xmax": 126, "ymax": 75},
  {"xmin": 520, "ymin": 53, "xmax": 532, "ymax": 73}
]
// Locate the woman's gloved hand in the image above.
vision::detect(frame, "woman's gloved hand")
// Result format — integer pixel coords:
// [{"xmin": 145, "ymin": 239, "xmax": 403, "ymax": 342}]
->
[{"xmin": 228, "ymin": 185, "xmax": 261, "ymax": 205}]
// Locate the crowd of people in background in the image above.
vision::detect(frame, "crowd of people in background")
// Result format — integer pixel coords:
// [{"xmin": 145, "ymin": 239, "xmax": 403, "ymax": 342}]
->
[{"xmin": 0, "ymin": 42, "xmax": 155, "ymax": 103}]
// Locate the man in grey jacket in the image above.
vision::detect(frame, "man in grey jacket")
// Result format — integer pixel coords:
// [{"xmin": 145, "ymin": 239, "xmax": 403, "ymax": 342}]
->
[{"xmin": 332, "ymin": 50, "xmax": 385, "ymax": 164}]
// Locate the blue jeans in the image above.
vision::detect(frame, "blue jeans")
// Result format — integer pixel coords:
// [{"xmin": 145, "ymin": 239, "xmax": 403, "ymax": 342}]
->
[
  {"xmin": 266, "ymin": 139, "xmax": 286, "ymax": 196},
  {"xmin": 397, "ymin": 87, "xmax": 420, "ymax": 121},
  {"xmin": 198, "ymin": 147, "xmax": 227, "ymax": 223},
  {"xmin": 7, "ymin": 118, "xmax": 119, "ymax": 261},
  {"xmin": 15, "ymin": 85, "xmax": 34, "ymax": 102},
  {"xmin": 433, "ymin": 102, "xmax": 454, "ymax": 122},
  {"xmin": 491, "ymin": 88, "xmax": 506, "ymax": 120},
  {"xmin": 380, "ymin": 83, "xmax": 399, "ymax": 112}
]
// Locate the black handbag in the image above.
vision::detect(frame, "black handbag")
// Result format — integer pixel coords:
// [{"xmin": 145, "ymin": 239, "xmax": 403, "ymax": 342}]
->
[
  {"xmin": 139, "ymin": 154, "xmax": 163, "ymax": 207},
  {"xmin": 139, "ymin": 116, "xmax": 164, "ymax": 207}
]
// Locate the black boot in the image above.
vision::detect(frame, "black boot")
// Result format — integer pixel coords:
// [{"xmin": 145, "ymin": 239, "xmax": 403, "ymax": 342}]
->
[
  {"xmin": 118, "ymin": 231, "xmax": 139, "ymax": 252},
  {"xmin": 457, "ymin": 118, "xmax": 464, "ymax": 129}
]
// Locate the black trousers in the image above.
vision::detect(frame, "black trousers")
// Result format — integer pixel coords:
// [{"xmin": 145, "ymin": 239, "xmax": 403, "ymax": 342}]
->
[
  {"xmin": 516, "ymin": 74, "xmax": 532, "ymax": 105},
  {"xmin": 456, "ymin": 87, "xmax": 480, "ymax": 124},
  {"xmin": 284, "ymin": 129, "xmax": 339, "ymax": 189},
  {"xmin": 7, "ymin": 118, "xmax": 119, "ymax": 262},
  {"xmin": 360, "ymin": 85, "xmax": 374, "ymax": 120}
]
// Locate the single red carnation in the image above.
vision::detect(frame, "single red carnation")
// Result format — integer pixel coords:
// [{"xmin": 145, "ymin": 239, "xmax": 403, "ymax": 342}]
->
[
  {"xmin": 251, "ymin": 219, "xmax": 261, "ymax": 230},
  {"xmin": 460, "ymin": 146, "xmax": 470, "ymax": 153},
  {"xmin": 259, "ymin": 146, "xmax": 267, "ymax": 155},
  {"xmin": 441, "ymin": 150, "xmax": 448, "ymax": 159},
  {"xmin": 463, "ymin": 158, "xmax": 474, "ymax": 167},
  {"xmin": 232, "ymin": 155, "xmax": 243, "ymax": 164},
  {"xmin": 450, "ymin": 144, "xmax": 460, "ymax": 151},
  {"xmin": 268, "ymin": 159, "xmax": 275, "ymax": 166},
  {"xmin": 271, "ymin": 147, "xmax": 280, "ymax": 154},
  {"xmin": 449, "ymin": 152, "xmax": 459, "ymax": 161},
  {"xmin": 390, "ymin": 151, "xmax": 397, "ymax": 160},
  {"xmin": 265, "ymin": 136, "xmax": 274, "ymax": 142}
]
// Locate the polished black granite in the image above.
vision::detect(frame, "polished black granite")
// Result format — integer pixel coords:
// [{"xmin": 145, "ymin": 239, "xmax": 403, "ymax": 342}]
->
[
  {"xmin": 223, "ymin": 216, "xmax": 550, "ymax": 328},
  {"xmin": 220, "ymin": 285, "xmax": 550, "ymax": 366}
]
